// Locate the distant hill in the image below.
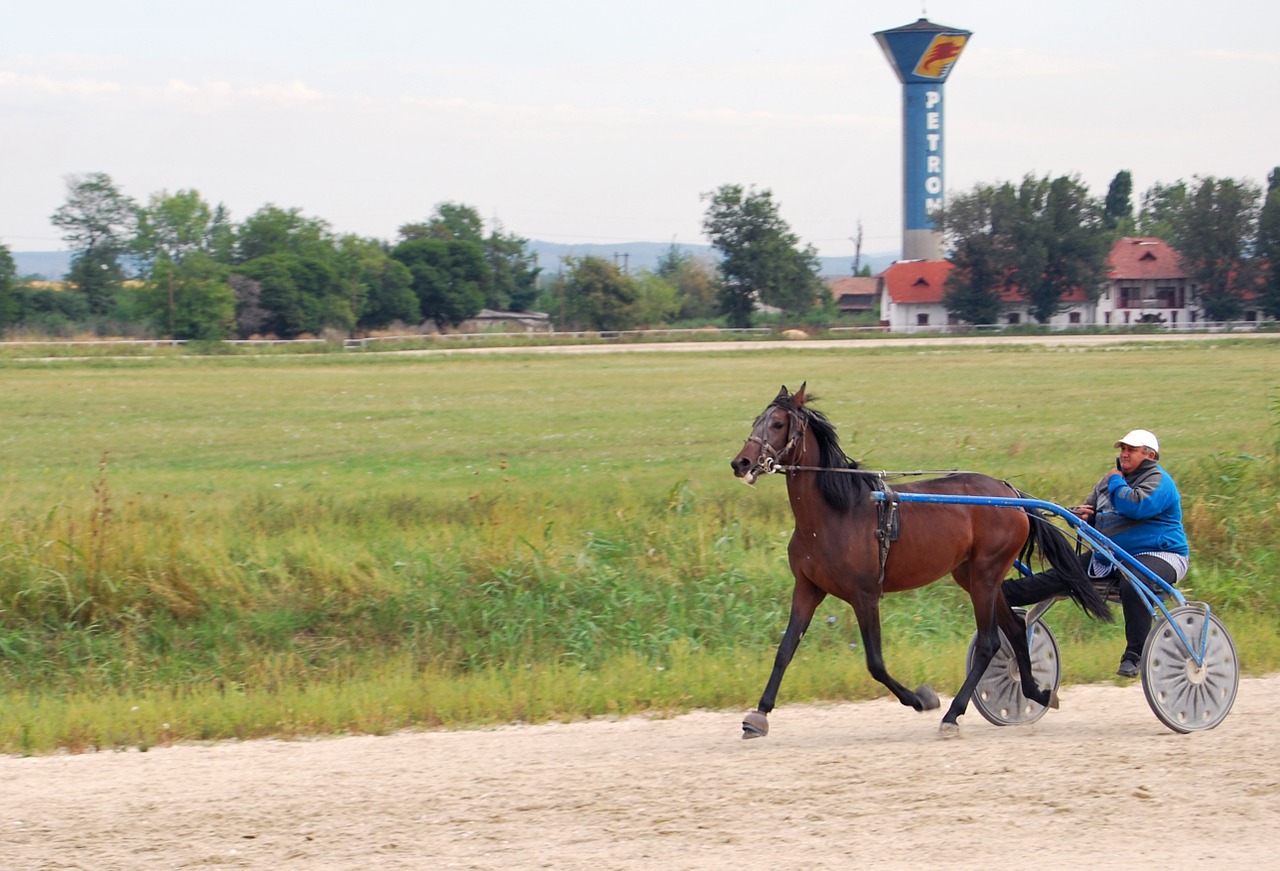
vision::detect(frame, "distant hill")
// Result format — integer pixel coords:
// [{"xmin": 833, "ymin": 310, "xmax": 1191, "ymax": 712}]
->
[
  {"xmin": 526, "ymin": 241, "xmax": 898, "ymax": 277},
  {"xmin": 12, "ymin": 244, "xmax": 899, "ymax": 282},
  {"xmin": 12, "ymin": 251, "xmax": 73, "ymax": 281}
]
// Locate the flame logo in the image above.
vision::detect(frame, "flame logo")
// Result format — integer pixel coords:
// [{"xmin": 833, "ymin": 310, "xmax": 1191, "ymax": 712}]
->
[{"xmin": 913, "ymin": 34, "xmax": 968, "ymax": 78}]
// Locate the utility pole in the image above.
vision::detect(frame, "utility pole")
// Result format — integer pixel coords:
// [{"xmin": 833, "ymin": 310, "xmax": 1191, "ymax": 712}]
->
[{"xmin": 851, "ymin": 221, "xmax": 864, "ymax": 276}]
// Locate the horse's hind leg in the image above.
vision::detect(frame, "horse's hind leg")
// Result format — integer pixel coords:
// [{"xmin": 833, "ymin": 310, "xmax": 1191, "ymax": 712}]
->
[
  {"xmin": 852, "ymin": 593, "xmax": 941, "ymax": 713},
  {"xmin": 941, "ymin": 570, "xmax": 1037, "ymax": 734},
  {"xmin": 995, "ymin": 601, "xmax": 1056, "ymax": 709},
  {"xmin": 941, "ymin": 616, "xmax": 1002, "ymax": 735}
]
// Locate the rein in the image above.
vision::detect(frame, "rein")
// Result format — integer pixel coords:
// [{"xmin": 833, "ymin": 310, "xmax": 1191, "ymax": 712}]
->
[{"xmin": 757, "ymin": 459, "xmax": 959, "ymax": 478}]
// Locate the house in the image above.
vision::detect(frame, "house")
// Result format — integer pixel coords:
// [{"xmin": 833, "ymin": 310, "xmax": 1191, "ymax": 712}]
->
[
  {"xmin": 825, "ymin": 276, "xmax": 880, "ymax": 314},
  {"xmin": 877, "ymin": 236, "xmax": 1276, "ymax": 332},
  {"xmin": 1098, "ymin": 237, "xmax": 1196, "ymax": 328},
  {"xmin": 879, "ymin": 258, "xmax": 1104, "ymax": 331},
  {"xmin": 457, "ymin": 309, "xmax": 552, "ymax": 333},
  {"xmin": 877, "ymin": 260, "xmax": 956, "ymax": 331}
]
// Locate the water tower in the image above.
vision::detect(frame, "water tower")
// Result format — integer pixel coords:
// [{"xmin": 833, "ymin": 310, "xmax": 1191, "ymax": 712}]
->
[{"xmin": 874, "ymin": 18, "xmax": 971, "ymax": 261}]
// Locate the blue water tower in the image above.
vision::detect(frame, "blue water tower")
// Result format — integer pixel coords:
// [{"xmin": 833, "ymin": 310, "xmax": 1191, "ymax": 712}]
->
[{"xmin": 874, "ymin": 18, "xmax": 971, "ymax": 260}]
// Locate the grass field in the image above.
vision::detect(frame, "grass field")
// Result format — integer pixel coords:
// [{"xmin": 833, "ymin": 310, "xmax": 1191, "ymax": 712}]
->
[{"xmin": 1, "ymin": 337, "xmax": 1277, "ymax": 752}]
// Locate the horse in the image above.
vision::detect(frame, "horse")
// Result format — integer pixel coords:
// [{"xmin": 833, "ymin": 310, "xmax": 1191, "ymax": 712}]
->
[{"xmin": 729, "ymin": 384, "xmax": 1111, "ymax": 737}]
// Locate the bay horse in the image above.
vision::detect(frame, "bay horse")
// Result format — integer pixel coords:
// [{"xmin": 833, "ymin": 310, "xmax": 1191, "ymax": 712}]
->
[{"xmin": 730, "ymin": 384, "xmax": 1111, "ymax": 737}]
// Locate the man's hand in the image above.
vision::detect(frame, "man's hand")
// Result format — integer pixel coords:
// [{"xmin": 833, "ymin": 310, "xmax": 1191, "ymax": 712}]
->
[{"xmin": 1070, "ymin": 504, "xmax": 1095, "ymax": 521}]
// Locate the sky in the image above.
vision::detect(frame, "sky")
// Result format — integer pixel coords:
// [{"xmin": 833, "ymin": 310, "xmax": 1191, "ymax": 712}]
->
[{"xmin": 3, "ymin": 0, "xmax": 1279, "ymax": 259}]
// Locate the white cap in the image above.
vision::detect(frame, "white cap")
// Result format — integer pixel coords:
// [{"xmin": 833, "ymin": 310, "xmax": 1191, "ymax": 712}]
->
[{"xmin": 1115, "ymin": 429, "xmax": 1159, "ymax": 457}]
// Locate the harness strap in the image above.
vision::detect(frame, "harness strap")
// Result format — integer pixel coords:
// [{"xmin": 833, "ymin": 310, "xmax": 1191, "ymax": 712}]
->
[{"xmin": 871, "ymin": 477, "xmax": 901, "ymax": 596}]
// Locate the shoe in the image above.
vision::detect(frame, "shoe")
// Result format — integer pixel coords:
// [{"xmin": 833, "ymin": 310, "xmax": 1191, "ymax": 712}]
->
[{"xmin": 1116, "ymin": 659, "xmax": 1139, "ymax": 678}]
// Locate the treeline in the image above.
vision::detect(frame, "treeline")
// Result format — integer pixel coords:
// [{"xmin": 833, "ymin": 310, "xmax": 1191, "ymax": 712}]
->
[
  {"xmin": 937, "ymin": 169, "xmax": 1280, "ymax": 323},
  {"xmin": 0, "ymin": 177, "xmax": 842, "ymax": 340},
  {"xmin": 2, "ymin": 177, "xmax": 544, "ymax": 340},
  {"xmin": 4, "ymin": 168, "xmax": 1278, "ymax": 340}
]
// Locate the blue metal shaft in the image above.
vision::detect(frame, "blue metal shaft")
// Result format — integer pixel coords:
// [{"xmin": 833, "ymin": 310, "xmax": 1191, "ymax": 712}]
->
[{"xmin": 870, "ymin": 490, "xmax": 1206, "ymax": 664}]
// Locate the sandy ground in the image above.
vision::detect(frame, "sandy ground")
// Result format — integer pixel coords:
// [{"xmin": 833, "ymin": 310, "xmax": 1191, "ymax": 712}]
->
[{"xmin": 2, "ymin": 675, "xmax": 1277, "ymax": 870}]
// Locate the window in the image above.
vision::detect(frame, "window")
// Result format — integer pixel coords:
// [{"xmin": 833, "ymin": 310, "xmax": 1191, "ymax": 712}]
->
[
  {"xmin": 1008, "ymin": 313, "xmax": 1021, "ymax": 325},
  {"xmin": 1069, "ymin": 312, "xmax": 1081, "ymax": 324},
  {"xmin": 916, "ymin": 313, "xmax": 930, "ymax": 326}
]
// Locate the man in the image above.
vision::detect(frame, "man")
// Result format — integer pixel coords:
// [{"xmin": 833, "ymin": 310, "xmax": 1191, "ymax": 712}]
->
[{"xmin": 1003, "ymin": 429, "xmax": 1189, "ymax": 678}]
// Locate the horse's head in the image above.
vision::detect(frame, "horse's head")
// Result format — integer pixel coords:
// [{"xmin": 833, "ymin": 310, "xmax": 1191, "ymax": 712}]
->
[{"xmin": 730, "ymin": 383, "xmax": 810, "ymax": 485}]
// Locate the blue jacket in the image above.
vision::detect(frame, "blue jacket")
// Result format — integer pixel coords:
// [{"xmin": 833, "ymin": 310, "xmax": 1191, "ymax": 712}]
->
[{"xmin": 1086, "ymin": 458, "xmax": 1189, "ymax": 556}]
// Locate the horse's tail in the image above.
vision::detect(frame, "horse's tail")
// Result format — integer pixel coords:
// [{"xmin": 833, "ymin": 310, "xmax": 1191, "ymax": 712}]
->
[{"xmin": 1020, "ymin": 510, "xmax": 1114, "ymax": 622}]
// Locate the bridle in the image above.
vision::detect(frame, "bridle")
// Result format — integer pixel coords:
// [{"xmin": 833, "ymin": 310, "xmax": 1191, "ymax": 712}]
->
[{"xmin": 743, "ymin": 404, "xmax": 809, "ymax": 478}]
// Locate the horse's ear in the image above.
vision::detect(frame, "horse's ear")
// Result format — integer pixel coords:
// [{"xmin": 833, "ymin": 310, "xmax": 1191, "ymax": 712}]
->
[
  {"xmin": 792, "ymin": 382, "xmax": 808, "ymax": 407},
  {"xmin": 773, "ymin": 385, "xmax": 790, "ymax": 404}
]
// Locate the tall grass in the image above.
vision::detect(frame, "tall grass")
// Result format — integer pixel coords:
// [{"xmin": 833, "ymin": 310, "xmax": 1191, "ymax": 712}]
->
[{"xmin": 0, "ymin": 340, "xmax": 1276, "ymax": 752}]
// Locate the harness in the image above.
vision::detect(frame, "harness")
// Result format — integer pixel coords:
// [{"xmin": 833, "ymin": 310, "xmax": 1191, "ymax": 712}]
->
[{"xmin": 870, "ymin": 477, "xmax": 901, "ymax": 592}]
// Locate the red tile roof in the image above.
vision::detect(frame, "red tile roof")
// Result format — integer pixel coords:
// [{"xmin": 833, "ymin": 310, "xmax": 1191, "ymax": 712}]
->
[
  {"xmin": 1108, "ymin": 237, "xmax": 1185, "ymax": 280},
  {"xmin": 879, "ymin": 260, "xmax": 954, "ymax": 303},
  {"xmin": 824, "ymin": 276, "xmax": 879, "ymax": 297},
  {"xmin": 880, "ymin": 258, "xmax": 1095, "ymax": 306}
]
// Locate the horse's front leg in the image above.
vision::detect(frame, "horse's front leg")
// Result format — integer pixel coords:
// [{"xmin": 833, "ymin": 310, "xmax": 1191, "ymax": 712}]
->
[
  {"xmin": 851, "ymin": 591, "xmax": 941, "ymax": 713},
  {"xmin": 742, "ymin": 576, "xmax": 825, "ymax": 739}
]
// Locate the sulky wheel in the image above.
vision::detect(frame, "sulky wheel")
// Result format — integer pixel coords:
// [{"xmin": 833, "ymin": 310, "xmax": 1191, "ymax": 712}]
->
[
  {"xmin": 966, "ymin": 611, "xmax": 1061, "ymax": 727},
  {"xmin": 1140, "ymin": 603, "xmax": 1239, "ymax": 733}
]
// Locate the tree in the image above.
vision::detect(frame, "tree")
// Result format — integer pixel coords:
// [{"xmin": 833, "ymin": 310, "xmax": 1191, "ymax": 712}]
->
[
  {"xmin": 50, "ymin": 172, "xmax": 137, "ymax": 315},
  {"xmin": 631, "ymin": 271, "xmax": 680, "ymax": 327},
  {"xmin": 1023, "ymin": 175, "xmax": 1109, "ymax": 323},
  {"xmin": 234, "ymin": 205, "xmax": 331, "ymax": 263},
  {"xmin": 139, "ymin": 253, "xmax": 235, "ymax": 339},
  {"xmin": 701, "ymin": 184, "xmax": 823, "ymax": 327},
  {"xmin": 656, "ymin": 244, "xmax": 719, "ymax": 321},
  {"xmin": 552, "ymin": 256, "xmax": 638, "ymax": 330},
  {"xmin": 134, "ymin": 189, "xmax": 235, "ymax": 336},
  {"xmin": 1155, "ymin": 176, "xmax": 1261, "ymax": 321},
  {"xmin": 391, "ymin": 237, "xmax": 487, "ymax": 328},
  {"xmin": 0, "ymin": 242, "xmax": 17, "ymax": 330},
  {"xmin": 134, "ymin": 189, "xmax": 231, "ymax": 273},
  {"xmin": 938, "ymin": 174, "xmax": 1109, "ymax": 323},
  {"xmin": 232, "ymin": 206, "xmax": 351, "ymax": 335},
  {"xmin": 398, "ymin": 202, "xmax": 485, "ymax": 245},
  {"xmin": 402, "ymin": 205, "xmax": 539, "ymax": 312},
  {"xmin": 336, "ymin": 235, "xmax": 419, "ymax": 330},
  {"xmin": 1256, "ymin": 167, "xmax": 1280, "ymax": 319},
  {"xmin": 234, "ymin": 254, "xmax": 307, "ymax": 338},
  {"xmin": 484, "ymin": 222, "xmax": 540, "ymax": 312},
  {"xmin": 1136, "ymin": 181, "xmax": 1188, "ymax": 241},
  {"xmin": 1103, "ymin": 170, "xmax": 1134, "ymax": 233},
  {"xmin": 936, "ymin": 181, "xmax": 1017, "ymax": 324}
]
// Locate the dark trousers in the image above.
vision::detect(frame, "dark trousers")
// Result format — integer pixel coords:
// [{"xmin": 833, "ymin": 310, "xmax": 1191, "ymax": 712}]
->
[{"xmin": 1001, "ymin": 552, "xmax": 1179, "ymax": 663}]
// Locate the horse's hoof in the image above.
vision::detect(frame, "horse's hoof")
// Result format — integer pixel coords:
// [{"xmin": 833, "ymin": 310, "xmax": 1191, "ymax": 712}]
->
[
  {"xmin": 938, "ymin": 721, "xmax": 960, "ymax": 739},
  {"xmin": 915, "ymin": 684, "xmax": 941, "ymax": 711},
  {"xmin": 1047, "ymin": 689, "xmax": 1060, "ymax": 710},
  {"xmin": 742, "ymin": 710, "xmax": 769, "ymax": 739}
]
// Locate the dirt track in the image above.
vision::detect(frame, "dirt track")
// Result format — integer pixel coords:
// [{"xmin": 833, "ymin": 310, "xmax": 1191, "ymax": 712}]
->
[
  {"xmin": 382, "ymin": 331, "xmax": 1278, "ymax": 356},
  {"xmin": 3, "ymin": 674, "xmax": 1277, "ymax": 870}
]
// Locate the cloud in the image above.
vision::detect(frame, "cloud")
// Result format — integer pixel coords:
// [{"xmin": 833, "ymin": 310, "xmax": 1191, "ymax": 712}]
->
[{"xmin": 0, "ymin": 70, "xmax": 123, "ymax": 98}]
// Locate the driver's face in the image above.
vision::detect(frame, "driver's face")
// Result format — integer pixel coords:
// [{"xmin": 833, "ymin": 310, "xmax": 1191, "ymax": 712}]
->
[{"xmin": 1116, "ymin": 443, "xmax": 1152, "ymax": 474}]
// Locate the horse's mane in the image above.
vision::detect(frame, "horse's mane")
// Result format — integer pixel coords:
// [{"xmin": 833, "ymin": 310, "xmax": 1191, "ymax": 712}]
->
[{"xmin": 777, "ymin": 393, "xmax": 869, "ymax": 512}]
